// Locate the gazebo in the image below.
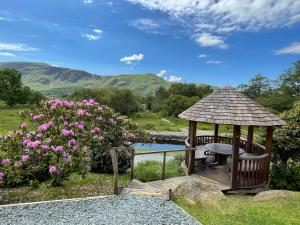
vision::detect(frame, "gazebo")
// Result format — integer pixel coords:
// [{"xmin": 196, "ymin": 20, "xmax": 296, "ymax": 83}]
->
[{"xmin": 178, "ymin": 86, "xmax": 285, "ymax": 190}]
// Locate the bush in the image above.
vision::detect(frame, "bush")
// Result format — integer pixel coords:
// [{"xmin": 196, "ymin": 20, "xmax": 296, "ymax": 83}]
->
[
  {"xmin": 134, "ymin": 157, "xmax": 185, "ymax": 182},
  {"xmin": 268, "ymin": 101, "xmax": 300, "ymax": 190},
  {"xmin": 0, "ymin": 99, "xmax": 144, "ymax": 187}
]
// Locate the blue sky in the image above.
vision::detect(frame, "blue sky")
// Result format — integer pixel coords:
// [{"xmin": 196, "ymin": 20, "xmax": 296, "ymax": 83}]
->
[{"xmin": 0, "ymin": 0, "xmax": 300, "ymax": 86}]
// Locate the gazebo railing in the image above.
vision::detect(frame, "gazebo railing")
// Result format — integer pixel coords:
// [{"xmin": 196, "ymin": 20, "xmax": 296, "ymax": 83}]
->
[{"xmin": 185, "ymin": 135, "xmax": 269, "ymax": 189}]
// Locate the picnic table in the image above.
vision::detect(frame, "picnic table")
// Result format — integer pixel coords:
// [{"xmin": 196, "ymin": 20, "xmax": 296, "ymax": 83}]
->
[{"xmin": 205, "ymin": 143, "xmax": 245, "ymax": 166}]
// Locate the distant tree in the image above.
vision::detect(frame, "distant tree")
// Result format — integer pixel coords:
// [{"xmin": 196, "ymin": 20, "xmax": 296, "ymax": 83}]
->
[
  {"xmin": 278, "ymin": 61, "xmax": 300, "ymax": 98},
  {"xmin": 28, "ymin": 90, "xmax": 46, "ymax": 105},
  {"xmin": 108, "ymin": 89, "xmax": 141, "ymax": 116},
  {"xmin": 69, "ymin": 88, "xmax": 109, "ymax": 105},
  {"xmin": 238, "ymin": 74, "xmax": 272, "ymax": 99},
  {"xmin": 168, "ymin": 83, "xmax": 213, "ymax": 98},
  {"xmin": 162, "ymin": 94, "xmax": 199, "ymax": 117},
  {"xmin": 0, "ymin": 68, "xmax": 23, "ymax": 106},
  {"xmin": 144, "ymin": 93, "xmax": 154, "ymax": 110}
]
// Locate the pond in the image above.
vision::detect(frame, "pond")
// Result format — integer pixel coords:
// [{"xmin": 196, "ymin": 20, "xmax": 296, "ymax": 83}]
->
[
  {"xmin": 133, "ymin": 143, "xmax": 185, "ymax": 151},
  {"xmin": 133, "ymin": 143, "xmax": 185, "ymax": 163}
]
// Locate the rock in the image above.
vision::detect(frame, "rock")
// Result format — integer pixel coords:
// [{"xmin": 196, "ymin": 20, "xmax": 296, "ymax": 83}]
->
[
  {"xmin": 253, "ymin": 190, "xmax": 293, "ymax": 201},
  {"xmin": 173, "ymin": 180, "xmax": 225, "ymax": 203}
]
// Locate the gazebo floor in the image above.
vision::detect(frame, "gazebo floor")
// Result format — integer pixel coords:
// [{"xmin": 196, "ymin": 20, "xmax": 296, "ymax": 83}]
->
[{"xmin": 194, "ymin": 155, "xmax": 232, "ymax": 188}]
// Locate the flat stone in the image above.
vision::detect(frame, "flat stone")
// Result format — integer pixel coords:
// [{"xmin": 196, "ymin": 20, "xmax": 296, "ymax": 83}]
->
[{"xmin": 253, "ymin": 190, "xmax": 293, "ymax": 201}]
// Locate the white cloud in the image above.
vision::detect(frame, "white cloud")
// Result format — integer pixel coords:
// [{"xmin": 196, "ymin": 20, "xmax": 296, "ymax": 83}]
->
[
  {"xmin": 82, "ymin": 28, "xmax": 103, "ymax": 41},
  {"xmin": 82, "ymin": 33, "xmax": 100, "ymax": 40},
  {"xmin": 198, "ymin": 54, "xmax": 207, "ymax": 58},
  {"xmin": 206, "ymin": 60, "xmax": 222, "ymax": 64},
  {"xmin": 129, "ymin": 18, "xmax": 160, "ymax": 31},
  {"xmin": 0, "ymin": 16, "xmax": 10, "ymax": 21},
  {"xmin": 157, "ymin": 69, "xmax": 167, "ymax": 77},
  {"xmin": 195, "ymin": 33, "xmax": 228, "ymax": 49},
  {"xmin": 0, "ymin": 52, "xmax": 16, "ymax": 57},
  {"xmin": 83, "ymin": 0, "xmax": 94, "ymax": 4},
  {"xmin": 165, "ymin": 75, "xmax": 182, "ymax": 82},
  {"xmin": 93, "ymin": 29, "xmax": 103, "ymax": 34},
  {"xmin": 120, "ymin": 53, "xmax": 144, "ymax": 64},
  {"xmin": 127, "ymin": 0, "xmax": 300, "ymax": 48},
  {"xmin": 0, "ymin": 43, "xmax": 38, "ymax": 51},
  {"xmin": 274, "ymin": 42, "xmax": 300, "ymax": 55}
]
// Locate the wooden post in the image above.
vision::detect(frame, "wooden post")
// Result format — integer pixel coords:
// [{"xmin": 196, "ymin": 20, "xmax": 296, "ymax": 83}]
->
[
  {"xmin": 231, "ymin": 125, "xmax": 241, "ymax": 189},
  {"xmin": 265, "ymin": 126, "xmax": 273, "ymax": 183},
  {"xmin": 130, "ymin": 148, "xmax": 135, "ymax": 180},
  {"xmin": 188, "ymin": 120, "xmax": 197, "ymax": 175},
  {"xmin": 110, "ymin": 148, "xmax": 119, "ymax": 195},
  {"xmin": 247, "ymin": 126, "xmax": 254, "ymax": 153},
  {"xmin": 214, "ymin": 124, "xmax": 219, "ymax": 143},
  {"xmin": 266, "ymin": 126, "xmax": 273, "ymax": 153},
  {"xmin": 162, "ymin": 152, "xmax": 167, "ymax": 180}
]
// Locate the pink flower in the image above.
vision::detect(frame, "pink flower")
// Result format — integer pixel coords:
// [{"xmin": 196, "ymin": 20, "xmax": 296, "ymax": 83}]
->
[
  {"xmin": 63, "ymin": 101, "xmax": 74, "ymax": 107},
  {"xmin": 0, "ymin": 172, "xmax": 5, "ymax": 178},
  {"xmin": 22, "ymin": 155, "xmax": 30, "ymax": 161},
  {"xmin": 54, "ymin": 146, "xmax": 64, "ymax": 152},
  {"xmin": 36, "ymin": 133, "xmax": 43, "ymax": 139},
  {"xmin": 49, "ymin": 166, "xmax": 57, "ymax": 174},
  {"xmin": 62, "ymin": 129, "xmax": 74, "ymax": 136},
  {"xmin": 32, "ymin": 114, "xmax": 45, "ymax": 120},
  {"xmin": 20, "ymin": 123, "xmax": 27, "ymax": 129},
  {"xmin": 54, "ymin": 99, "xmax": 62, "ymax": 105},
  {"xmin": 42, "ymin": 145, "xmax": 50, "ymax": 150},
  {"xmin": 68, "ymin": 139, "xmax": 76, "ymax": 146},
  {"xmin": 2, "ymin": 159, "xmax": 10, "ymax": 165},
  {"xmin": 91, "ymin": 127, "xmax": 101, "ymax": 134},
  {"xmin": 85, "ymin": 99, "xmax": 95, "ymax": 106},
  {"xmin": 27, "ymin": 141, "xmax": 41, "ymax": 148},
  {"xmin": 23, "ymin": 139, "xmax": 30, "ymax": 146},
  {"xmin": 38, "ymin": 124, "xmax": 48, "ymax": 131},
  {"xmin": 77, "ymin": 109, "xmax": 85, "ymax": 116},
  {"xmin": 47, "ymin": 121, "xmax": 55, "ymax": 127}
]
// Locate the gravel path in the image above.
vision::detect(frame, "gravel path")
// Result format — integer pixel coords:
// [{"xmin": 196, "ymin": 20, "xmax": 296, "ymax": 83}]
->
[{"xmin": 0, "ymin": 195, "xmax": 201, "ymax": 225}]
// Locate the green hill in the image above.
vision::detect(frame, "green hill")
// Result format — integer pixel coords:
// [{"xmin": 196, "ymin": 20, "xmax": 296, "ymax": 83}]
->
[{"xmin": 0, "ymin": 62, "xmax": 171, "ymax": 97}]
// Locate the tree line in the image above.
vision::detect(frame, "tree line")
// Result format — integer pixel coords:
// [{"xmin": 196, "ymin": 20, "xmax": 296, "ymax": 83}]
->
[{"xmin": 0, "ymin": 68, "xmax": 45, "ymax": 106}]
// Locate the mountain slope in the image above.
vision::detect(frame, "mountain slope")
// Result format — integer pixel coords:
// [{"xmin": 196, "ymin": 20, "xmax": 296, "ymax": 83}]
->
[{"xmin": 0, "ymin": 62, "xmax": 170, "ymax": 97}]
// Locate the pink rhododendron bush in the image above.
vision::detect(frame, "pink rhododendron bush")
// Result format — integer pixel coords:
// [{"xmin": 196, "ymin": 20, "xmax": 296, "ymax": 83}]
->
[{"xmin": 0, "ymin": 99, "xmax": 144, "ymax": 187}]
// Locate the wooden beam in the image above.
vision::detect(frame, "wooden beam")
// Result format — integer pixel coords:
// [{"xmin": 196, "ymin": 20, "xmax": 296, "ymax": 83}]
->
[
  {"xmin": 162, "ymin": 152, "xmax": 167, "ymax": 180},
  {"xmin": 246, "ymin": 126, "xmax": 254, "ymax": 153},
  {"xmin": 110, "ymin": 148, "xmax": 119, "ymax": 195},
  {"xmin": 231, "ymin": 125, "xmax": 241, "ymax": 189},
  {"xmin": 214, "ymin": 124, "xmax": 219, "ymax": 143},
  {"xmin": 266, "ymin": 126, "xmax": 273, "ymax": 153},
  {"xmin": 188, "ymin": 120, "xmax": 197, "ymax": 175},
  {"xmin": 265, "ymin": 126, "xmax": 273, "ymax": 183},
  {"xmin": 130, "ymin": 148, "xmax": 135, "ymax": 180}
]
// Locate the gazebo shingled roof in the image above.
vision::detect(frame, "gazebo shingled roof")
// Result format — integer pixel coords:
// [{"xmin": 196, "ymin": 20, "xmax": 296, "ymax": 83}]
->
[{"xmin": 178, "ymin": 86, "xmax": 285, "ymax": 126}]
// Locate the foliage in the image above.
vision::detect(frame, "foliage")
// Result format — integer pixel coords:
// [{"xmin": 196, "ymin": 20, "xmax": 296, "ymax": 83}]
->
[
  {"xmin": 0, "ymin": 99, "xmax": 143, "ymax": 187},
  {"xmin": 239, "ymin": 61, "xmax": 300, "ymax": 113},
  {"xmin": 69, "ymin": 88, "xmax": 142, "ymax": 116},
  {"xmin": 168, "ymin": 83, "xmax": 213, "ymax": 98},
  {"xmin": 0, "ymin": 68, "xmax": 23, "ymax": 106},
  {"xmin": 269, "ymin": 101, "xmax": 300, "ymax": 190},
  {"xmin": 175, "ymin": 192, "xmax": 300, "ymax": 225},
  {"xmin": 134, "ymin": 158, "xmax": 184, "ymax": 182},
  {"xmin": 0, "ymin": 68, "xmax": 45, "ymax": 106},
  {"xmin": 162, "ymin": 95, "xmax": 199, "ymax": 117}
]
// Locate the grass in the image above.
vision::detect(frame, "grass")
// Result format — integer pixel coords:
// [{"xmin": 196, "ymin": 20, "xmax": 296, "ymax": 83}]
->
[
  {"xmin": 0, "ymin": 103, "xmax": 30, "ymax": 135},
  {"xmin": 132, "ymin": 110, "xmax": 233, "ymax": 133},
  {"xmin": 174, "ymin": 192, "xmax": 300, "ymax": 225},
  {"xmin": 134, "ymin": 156, "xmax": 185, "ymax": 182},
  {"xmin": 0, "ymin": 172, "xmax": 130, "ymax": 205}
]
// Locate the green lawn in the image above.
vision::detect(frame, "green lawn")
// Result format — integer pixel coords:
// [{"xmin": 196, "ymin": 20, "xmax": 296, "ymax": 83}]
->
[
  {"xmin": 132, "ymin": 110, "xmax": 233, "ymax": 133},
  {"xmin": 174, "ymin": 192, "xmax": 300, "ymax": 225},
  {"xmin": 0, "ymin": 103, "xmax": 30, "ymax": 135},
  {"xmin": 0, "ymin": 172, "xmax": 130, "ymax": 205}
]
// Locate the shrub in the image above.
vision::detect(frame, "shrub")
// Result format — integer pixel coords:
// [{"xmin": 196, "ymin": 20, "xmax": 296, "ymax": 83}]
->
[
  {"xmin": 0, "ymin": 99, "xmax": 144, "ymax": 187},
  {"xmin": 268, "ymin": 102, "xmax": 300, "ymax": 190}
]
